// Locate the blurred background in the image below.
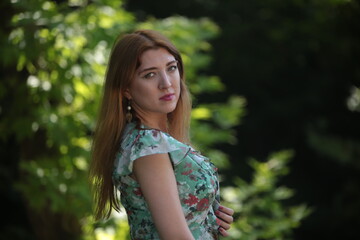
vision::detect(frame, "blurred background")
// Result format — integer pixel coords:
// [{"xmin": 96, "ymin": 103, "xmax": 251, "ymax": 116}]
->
[{"xmin": 1, "ymin": 0, "xmax": 359, "ymax": 239}]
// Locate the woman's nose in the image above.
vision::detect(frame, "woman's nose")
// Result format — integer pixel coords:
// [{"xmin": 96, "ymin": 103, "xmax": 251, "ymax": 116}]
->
[{"xmin": 159, "ymin": 72, "xmax": 172, "ymax": 89}]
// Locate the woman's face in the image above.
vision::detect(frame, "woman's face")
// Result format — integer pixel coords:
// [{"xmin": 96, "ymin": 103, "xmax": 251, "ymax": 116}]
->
[{"xmin": 125, "ymin": 48, "xmax": 181, "ymax": 120}]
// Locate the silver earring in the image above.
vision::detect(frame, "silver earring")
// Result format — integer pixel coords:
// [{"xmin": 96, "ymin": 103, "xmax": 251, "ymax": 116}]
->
[{"xmin": 126, "ymin": 100, "xmax": 132, "ymax": 123}]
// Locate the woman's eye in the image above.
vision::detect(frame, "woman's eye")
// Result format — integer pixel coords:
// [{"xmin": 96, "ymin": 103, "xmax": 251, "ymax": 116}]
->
[
  {"xmin": 144, "ymin": 72, "xmax": 155, "ymax": 79},
  {"xmin": 168, "ymin": 65, "xmax": 177, "ymax": 72}
]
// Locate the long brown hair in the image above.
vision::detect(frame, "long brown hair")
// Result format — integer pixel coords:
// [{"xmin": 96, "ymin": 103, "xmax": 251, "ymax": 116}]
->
[{"xmin": 89, "ymin": 30, "xmax": 192, "ymax": 220}]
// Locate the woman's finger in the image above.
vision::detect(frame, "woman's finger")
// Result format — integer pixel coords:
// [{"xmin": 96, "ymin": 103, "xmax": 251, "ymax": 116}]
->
[
  {"xmin": 219, "ymin": 227, "xmax": 229, "ymax": 237},
  {"xmin": 216, "ymin": 217, "xmax": 231, "ymax": 230},
  {"xmin": 215, "ymin": 209, "xmax": 234, "ymax": 224},
  {"xmin": 219, "ymin": 205, "xmax": 235, "ymax": 216}
]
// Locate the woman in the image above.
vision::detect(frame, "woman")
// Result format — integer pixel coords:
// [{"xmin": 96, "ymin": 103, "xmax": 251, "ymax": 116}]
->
[{"xmin": 90, "ymin": 29, "xmax": 234, "ymax": 239}]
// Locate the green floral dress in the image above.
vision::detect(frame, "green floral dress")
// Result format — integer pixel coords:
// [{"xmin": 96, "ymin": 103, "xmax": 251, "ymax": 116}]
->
[{"xmin": 113, "ymin": 122, "xmax": 221, "ymax": 240}]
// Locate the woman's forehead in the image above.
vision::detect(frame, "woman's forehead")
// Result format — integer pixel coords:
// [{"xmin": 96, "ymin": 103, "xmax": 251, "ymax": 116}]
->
[{"xmin": 138, "ymin": 48, "xmax": 175, "ymax": 68}]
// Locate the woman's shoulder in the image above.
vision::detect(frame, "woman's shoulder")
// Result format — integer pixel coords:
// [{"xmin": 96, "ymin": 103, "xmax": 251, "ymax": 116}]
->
[{"xmin": 114, "ymin": 122, "xmax": 191, "ymax": 176}]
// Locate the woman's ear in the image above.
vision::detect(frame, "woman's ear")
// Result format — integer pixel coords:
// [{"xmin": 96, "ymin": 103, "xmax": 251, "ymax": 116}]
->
[{"xmin": 124, "ymin": 89, "xmax": 132, "ymax": 100}]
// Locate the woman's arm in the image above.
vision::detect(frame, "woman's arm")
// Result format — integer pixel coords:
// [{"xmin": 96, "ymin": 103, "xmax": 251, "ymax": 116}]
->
[{"xmin": 133, "ymin": 153, "xmax": 194, "ymax": 240}]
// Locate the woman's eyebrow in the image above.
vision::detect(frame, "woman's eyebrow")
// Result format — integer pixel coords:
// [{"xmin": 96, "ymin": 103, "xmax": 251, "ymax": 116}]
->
[
  {"xmin": 166, "ymin": 60, "xmax": 178, "ymax": 66},
  {"xmin": 138, "ymin": 60, "xmax": 178, "ymax": 75},
  {"xmin": 138, "ymin": 66, "xmax": 157, "ymax": 75}
]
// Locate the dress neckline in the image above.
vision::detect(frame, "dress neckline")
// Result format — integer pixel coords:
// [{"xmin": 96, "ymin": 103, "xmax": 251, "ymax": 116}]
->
[{"xmin": 128, "ymin": 121, "xmax": 170, "ymax": 135}]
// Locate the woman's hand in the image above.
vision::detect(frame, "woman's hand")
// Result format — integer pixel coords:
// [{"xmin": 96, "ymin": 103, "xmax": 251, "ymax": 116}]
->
[{"xmin": 215, "ymin": 205, "xmax": 234, "ymax": 237}]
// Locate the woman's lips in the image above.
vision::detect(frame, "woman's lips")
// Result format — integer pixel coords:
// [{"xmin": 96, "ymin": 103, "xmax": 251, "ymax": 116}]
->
[{"xmin": 159, "ymin": 93, "xmax": 175, "ymax": 101}]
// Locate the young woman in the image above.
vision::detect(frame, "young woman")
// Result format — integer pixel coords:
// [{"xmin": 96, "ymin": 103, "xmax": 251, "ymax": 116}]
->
[{"xmin": 90, "ymin": 29, "xmax": 234, "ymax": 239}]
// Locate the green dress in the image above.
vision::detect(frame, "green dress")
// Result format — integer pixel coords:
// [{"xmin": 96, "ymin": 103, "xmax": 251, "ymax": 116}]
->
[{"xmin": 113, "ymin": 122, "xmax": 221, "ymax": 239}]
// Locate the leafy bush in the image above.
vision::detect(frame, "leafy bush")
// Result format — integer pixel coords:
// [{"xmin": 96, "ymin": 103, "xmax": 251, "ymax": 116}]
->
[{"xmin": 222, "ymin": 151, "xmax": 311, "ymax": 240}]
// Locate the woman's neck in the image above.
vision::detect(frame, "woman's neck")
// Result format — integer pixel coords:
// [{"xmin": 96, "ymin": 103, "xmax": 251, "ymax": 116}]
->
[{"xmin": 137, "ymin": 115, "xmax": 168, "ymax": 132}]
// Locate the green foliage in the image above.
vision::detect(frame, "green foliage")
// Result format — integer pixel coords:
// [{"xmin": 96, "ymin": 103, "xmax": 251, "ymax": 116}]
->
[
  {"xmin": 222, "ymin": 151, "xmax": 312, "ymax": 240},
  {"xmin": 0, "ymin": 0, "xmax": 309, "ymax": 239},
  {"xmin": 3, "ymin": 1, "xmax": 135, "ymax": 237}
]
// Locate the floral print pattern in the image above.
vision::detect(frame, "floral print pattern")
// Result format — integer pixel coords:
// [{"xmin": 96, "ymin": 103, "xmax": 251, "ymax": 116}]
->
[{"xmin": 113, "ymin": 122, "xmax": 220, "ymax": 240}]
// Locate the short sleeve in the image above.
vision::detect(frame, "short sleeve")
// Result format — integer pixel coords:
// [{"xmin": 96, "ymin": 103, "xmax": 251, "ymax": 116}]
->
[{"xmin": 114, "ymin": 128, "xmax": 190, "ymax": 177}]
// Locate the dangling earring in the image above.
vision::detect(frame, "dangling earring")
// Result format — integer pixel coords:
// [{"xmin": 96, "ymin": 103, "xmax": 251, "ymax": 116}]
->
[{"xmin": 126, "ymin": 100, "xmax": 132, "ymax": 123}]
